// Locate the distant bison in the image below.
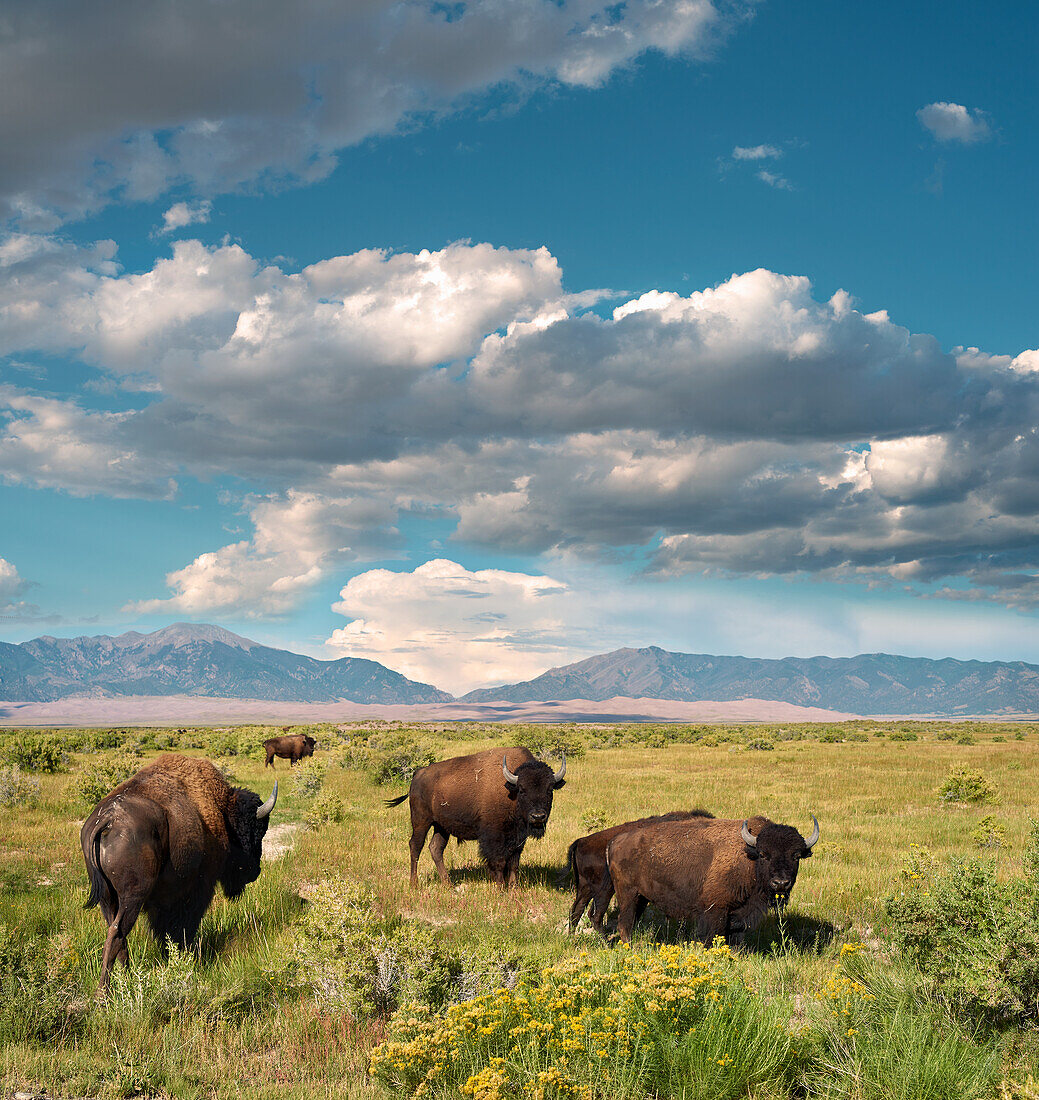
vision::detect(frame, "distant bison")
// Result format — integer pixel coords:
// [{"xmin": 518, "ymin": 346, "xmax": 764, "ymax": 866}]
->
[
  {"xmin": 264, "ymin": 733, "xmax": 316, "ymax": 767},
  {"xmin": 562, "ymin": 808, "xmax": 714, "ymax": 932},
  {"xmin": 81, "ymin": 753, "xmax": 277, "ymax": 989},
  {"xmin": 598, "ymin": 813, "xmax": 818, "ymax": 944},
  {"xmin": 385, "ymin": 746, "xmax": 566, "ymax": 889}
]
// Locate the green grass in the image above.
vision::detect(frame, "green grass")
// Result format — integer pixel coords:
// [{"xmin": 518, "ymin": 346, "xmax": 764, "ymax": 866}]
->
[{"xmin": 0, "ymin": 720, "xmax": 1037, "ymax": 1097}]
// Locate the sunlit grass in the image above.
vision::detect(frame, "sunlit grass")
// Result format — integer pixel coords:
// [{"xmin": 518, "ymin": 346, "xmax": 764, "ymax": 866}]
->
[{"xmin": 0, "ymin": 720, "xmax": 1036, "ymax": 1097}]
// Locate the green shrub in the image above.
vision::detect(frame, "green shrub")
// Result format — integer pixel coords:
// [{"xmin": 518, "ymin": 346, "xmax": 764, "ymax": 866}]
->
[
  {"xmin": 75, "ymin": 751, "xmax": 141, "ymax": 806},
  {"xmin": 292, "ymin": 759, "xmax": 327, "ymax": 799},
  {"xmin": 936, "ymin": 766, "xmax": 997, "ymax": 805},
  {"xmin": 744, "ymin": 736, "xmax": 775, "ymax": 751},
  {"xmin": 956, "ymin": 733, "xmax": 977, "ymax": 745},
  {"xmin": 936, "ymin": 730, "xmax": 956, "ymax": 741},
  {"xmin": 0, "ymin": 924, "xmax": 88, "ymax": 1045},
  {"xmin": 889, "ymin": 731, "xmax": 918, "ymax": 742},
  {"xmin": 971, "ymin": 815, "xmax": 1006, "ymax": 849},
  {"xmin": 3, "ymin": 735, "xmax": 66, "ymax": 773},
  {"xmin": 296, "ymin": 879, "xmax": 470, "ymax": 1017},
  {"xmin": 818, "ymin": 731, "xmax": 844, "ymax": 743},
  {"xmin": 304, "ymin": 790, "xmax": 344, "ymax": 829},
  {"xmin": 0, "ymin": 763, "xmax": 41, "ymax": 807},
  {"xmin": 885, "ymin": 835, "xmax": 1039, "ymax": 1023},
  {"xmin": 365, "ymin": 731, "xmax": 440, "ymax": 786},
  {"xmin": 579, "ymin": 808, "xmax": 608, "ymax": 832}
]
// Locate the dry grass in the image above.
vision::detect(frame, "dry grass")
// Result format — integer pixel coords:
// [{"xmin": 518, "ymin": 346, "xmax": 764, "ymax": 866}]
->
[{"xmin": 0, "ymin": 721, "xmax": 1036, "ymax": 1098}]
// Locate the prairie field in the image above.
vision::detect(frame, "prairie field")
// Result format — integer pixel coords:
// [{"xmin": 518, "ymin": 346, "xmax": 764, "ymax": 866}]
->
[{"xmin": 2, "ymin": 719, "xmax": 1039, "ymax": 1099}]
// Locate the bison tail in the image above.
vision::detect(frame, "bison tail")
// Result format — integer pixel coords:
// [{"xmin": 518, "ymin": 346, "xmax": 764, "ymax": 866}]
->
[
  {"xmin": 82, "ymin": 815, "xmax": 112, "ymax": 911},
  {"xmin": 383, "ymin": 792, "xmax": 409, "ymax": 808},
  {"xmin": 555, "ymin": 838, "xmax": 579, "ymax": 889}
]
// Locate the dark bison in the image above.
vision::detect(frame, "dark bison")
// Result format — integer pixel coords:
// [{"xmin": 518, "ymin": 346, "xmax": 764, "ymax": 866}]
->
[
  {"xmin": 562, "ymin": 808, "xmax": 714, "ymax": 932},
  {"xmin": 598, "ymin": 813, "xmax": 819, "ymax": 944},
  {"xmin": 385, "ymin": 746, "xmax": 566, "ymax": 889},
  {"xmin": 81, "ymin": 753, "xmax": 278, "ymax": 989},
  {"xmin": 264, "ymin": 732, "xmax": 315, "ymax": 767}
]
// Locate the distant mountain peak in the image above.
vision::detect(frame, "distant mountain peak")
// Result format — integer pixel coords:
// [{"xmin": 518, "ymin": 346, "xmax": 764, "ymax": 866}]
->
[
  {"xmin": 1, "ymin": 623, "xmax": 451, "ymax": 704},
  {"xmin": 143, "ymin": 622, "xmax": 259, "ymax": 651},
  {"xmin": 461, "ymin": 646, "xmax": 1039, "ymax": 716}
]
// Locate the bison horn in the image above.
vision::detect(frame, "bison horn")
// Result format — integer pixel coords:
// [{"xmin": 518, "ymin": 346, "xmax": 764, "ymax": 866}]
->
[
  {"xmin": 741, "ymin": 820, "xmax": 757, "ymax": 848},
  {"xmin": 805, "ymin": 813, "xmax": 820, "ymax": 849},
  {"xmin": 553, "ymin": 754, "xmax": 566, "ymax": 783},
  {"xmin": 502, "ymin": 756, "xmax": 520, "ymax": 785},
  {"xmin": 256, "ymin": 781, "xmax": 278, "ymax": 820}
]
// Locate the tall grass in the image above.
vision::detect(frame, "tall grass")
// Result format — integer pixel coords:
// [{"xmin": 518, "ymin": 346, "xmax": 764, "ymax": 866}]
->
[{"xmin": 0, "ymin": 721, "xmax": 1036, "ymax": 1097}]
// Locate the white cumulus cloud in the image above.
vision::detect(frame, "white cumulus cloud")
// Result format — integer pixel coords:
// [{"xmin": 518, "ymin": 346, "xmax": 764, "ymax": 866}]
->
[
  {"xmin": 160, "ymin": 201, "xmax": 212, "ymax": 234},
  {"xmin": 326, "ymin": 559, "xmax": 579, "ymax": 694},
  {"xmin": 917, "ymin": 102, "xmax": 991, "ymax": 144}
]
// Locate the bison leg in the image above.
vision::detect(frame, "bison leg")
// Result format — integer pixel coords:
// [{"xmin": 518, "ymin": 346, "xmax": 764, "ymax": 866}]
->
[
  {"xmin": 428, "ymin": 827, "xmax": 452, "ymax": 886},
  {"xmin": 485, "ymin": 859, "xmax": 508, "ymax": 889},
  {"xmin": 570, "ymin": 876, "xmax": 596, "ymax": 931},
  {"xmin": 694, "ymin": 905, "xmax": 730, "ymax": 945},
  {"xmin": 613, "ymin": 887, "xmax": 643, "ymax": 945},
  {"xmin": 265, "ymin": 749, "xmax": 275, "ymax": 768},
  {"xmin": 99, "ymin": 897, "xmax": 144, "ymax": 990},
  {"xmin": 505, "ymin": 850, "xmax": 522, "ymax": 891},
  {"xmin": 407, "ymin": 822, "xmax": 431, "ymax": 888}
]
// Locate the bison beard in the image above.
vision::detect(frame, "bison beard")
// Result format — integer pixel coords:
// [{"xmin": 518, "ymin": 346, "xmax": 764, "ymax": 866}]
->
[
  {"xmin": 385, "ymin": 746, "xmax": 566, "ymax": 889},
  {"xmin": 81, "ymin": 754, "xmax": 277, "ymax": 990}
]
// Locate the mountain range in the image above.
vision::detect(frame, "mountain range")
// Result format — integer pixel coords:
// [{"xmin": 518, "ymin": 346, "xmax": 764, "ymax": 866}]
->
[
  {"xmin": 0, "ymin": 623, "xmax": 451, "ymax": 704},
  {"xmin": 462, "ymin": 646, "xmax": 1039, "ymax": 715},
  {"xmin": 2, "ymin": 625, "xmax": 1039, "ymax": 714}
]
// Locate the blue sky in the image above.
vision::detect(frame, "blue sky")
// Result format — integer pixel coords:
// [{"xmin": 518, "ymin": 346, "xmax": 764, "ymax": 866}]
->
[{"xmin": 1, "ymin": 0, "xmax": 1038, "ymax": 693}]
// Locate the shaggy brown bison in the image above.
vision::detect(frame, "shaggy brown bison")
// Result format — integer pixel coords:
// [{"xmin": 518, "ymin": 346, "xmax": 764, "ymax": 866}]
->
[
  {"xmin": 598, "ymin": 813, "xmax": 819, "ymax": 944},
  {"xmin": 385, "ymin": 746, "xmax": 566, "ymax": 889},
  {"xmin": 263, "ymin": 732, "xmax": 315, "ymax": 767},
  {"xmin": 81, "ymin": 753, "xmax": 277, "ymax": 989},
  {"xmin": 562, "ymin": 809, "xmax": 714, "ymax": 932}
]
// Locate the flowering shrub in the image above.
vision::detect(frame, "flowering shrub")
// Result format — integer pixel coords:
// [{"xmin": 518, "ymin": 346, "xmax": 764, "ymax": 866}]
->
[
  {"xmin": 295, "ymin": 879, "xmax": 514, "ymax": 1019},
  {"xmin": 370, "ymin": 942, "xmax": 808, "ymax": 1100},
  {"xmin": 3, "ymin": 734, "xmax": 67, "ymax": 773},
  {"xmin": 292, "ymin": 759, "xmax": 327, "ymax": 799},
  {"xmin": 75, "ymin": 751, "xmax": 141, "ymax": 806},
  {"xmin": 0, "ymin": 763, "xmax": 41, "ymax": 807},
  {"xmin": 937, "ymin": 766, "xmax": 997, "ymax": 805},
  {"xmin": 886, "ymin": 835, "xmax": 1039, "ymax": 1022},
  {"xmin": 304, "ymin": 789, "xmax": 345, "ymax": 828}
]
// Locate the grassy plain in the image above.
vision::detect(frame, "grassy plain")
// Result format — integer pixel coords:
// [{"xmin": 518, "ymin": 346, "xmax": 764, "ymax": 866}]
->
[{"xmin": 1, "ymin": 720, "xmax": 1037, "ymax": 1099}]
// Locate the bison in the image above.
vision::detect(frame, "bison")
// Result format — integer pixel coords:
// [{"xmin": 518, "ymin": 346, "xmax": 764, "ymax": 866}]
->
[
  {"xmin": 597, "ymin": 813, "xmax": 819, "ymax": 944},
  {"xmin": 264, "ymin": 732, "xmax": 315, "ymax": 767},
  {"xmin": 80, "ymin": 753, "xmax": 278, "ymax": 989},
  {"xmin": 562, "ymin": 808, "xmax": 714, "ymax": 932},
  {"xmin": 385, "ymin": 746, "xmax": 566, "ymax": 889}
]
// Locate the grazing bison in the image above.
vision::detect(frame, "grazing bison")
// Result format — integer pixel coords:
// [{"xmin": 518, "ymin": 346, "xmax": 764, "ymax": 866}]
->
[
  {"xmin": 264, "ymin": 732, "xmax": 315, "ymax": 767},
  {"xmin": 80, "ymin": 753, "xmax": 277, "ymax": 989},
  {"xmin": 598, "ymin": 813, "xmax": 819, "ymax": 945},
  {"xmin": 562, "ymin": 809, "xmax": 714, "ymax": 932},
  {"xmin": 385, "ymin": 746, "xmax": 566, "ymax": 889}
]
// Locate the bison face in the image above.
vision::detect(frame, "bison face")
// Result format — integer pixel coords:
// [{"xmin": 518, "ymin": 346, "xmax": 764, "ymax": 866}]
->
[
  {"xmin": 302, "ymin": 737, "xmax": 316, "ymax": 758},
  {"xmin": 503, "ymin": 759, "xmax": 566, "ymax": 838},
  {"xmin": 220, "ymin": 783, "xmax": 278, "ymax": 898},
  {"xmin": 744, "ymin": 821, "xmax": 816, "ymax": 908}
]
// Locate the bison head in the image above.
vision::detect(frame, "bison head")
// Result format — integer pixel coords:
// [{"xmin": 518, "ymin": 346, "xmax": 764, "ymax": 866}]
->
[
  {"xmin": 220, "ymin": 782, "xmax": 278, "ymax": 898},
  {"xmin": 742, "ymin": 815, "xmax": 818, "ymax": 908},
  {"xmin": 302, "ymin": 736, "xmax": 316, "ymax": 757},
  {"xmin": 502, "ymin": 755, "xmax": 566, "ymax": 838}
]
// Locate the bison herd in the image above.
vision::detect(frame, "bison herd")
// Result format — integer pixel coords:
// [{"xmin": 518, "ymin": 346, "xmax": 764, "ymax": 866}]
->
[{"xmin": 80, "ymin": 740, "xmax": 819, "ymax": 988}]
